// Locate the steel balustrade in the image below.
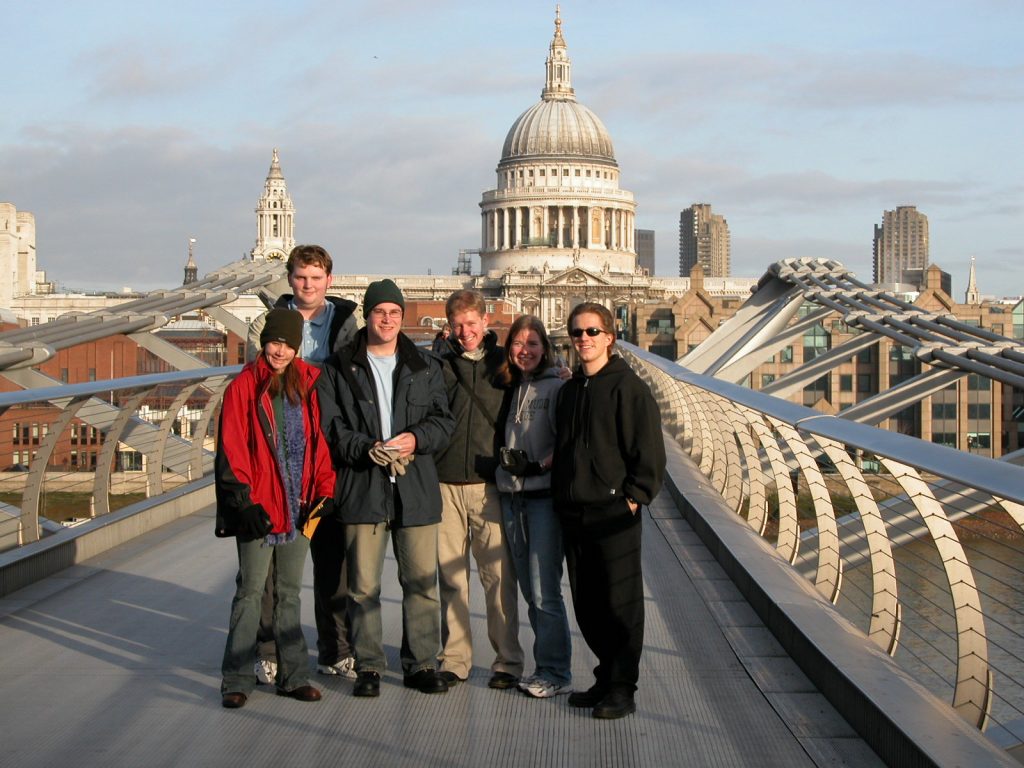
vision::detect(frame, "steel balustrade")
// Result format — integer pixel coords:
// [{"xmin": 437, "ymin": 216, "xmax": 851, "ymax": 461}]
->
[{"xmin": 622, "ymin": 342, "xmax": 1024, "ymax": 735}]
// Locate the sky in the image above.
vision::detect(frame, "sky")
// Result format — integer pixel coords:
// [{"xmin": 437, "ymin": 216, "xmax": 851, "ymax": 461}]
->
[{"xmin": 3, "ymin": 0, "xmax": 1022, "ymax": 297}]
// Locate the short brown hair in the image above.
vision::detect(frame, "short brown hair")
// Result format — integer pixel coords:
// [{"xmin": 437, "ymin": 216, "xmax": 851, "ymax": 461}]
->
[
  {"xmin": 286, "ymin": 244, "xmax": 333, "ymax": 276},
  {"xmin": 445, "ymin": 289, "xmax": 486, "ymax": 320},
  {"xmin": 567, "ymin": 302, "xmax": 616, "ymax": 352}
]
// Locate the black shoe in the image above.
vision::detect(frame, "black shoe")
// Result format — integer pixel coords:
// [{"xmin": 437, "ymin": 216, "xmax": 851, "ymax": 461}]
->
[
  {"xmin": 403, "ymin": 668, "xmax": 449, "ymax": 694},
  {"xmin": 568, "ymin": 684, "xmax": 608, "ymax": 708},
  {"xmin": 592, "ymin": 690, "xmax": 636, "ymax": 719},
  {"xmin": 276, "ymin": 684, "xmax": 322, "ymax": 702},
  {"xmin": 221, "ymin": 692, "xmax": 247, "ymax": 709},
  {"xmin": 439, "ymin": 671, "xmax": 465, "ymax": 687},
  {"xmin": 353, "ymin": 671, "xmax": 381, "ymax": 697},
  {"xmin": 487, "ymin": 671, "xmax": 519, "ymax": 690}
]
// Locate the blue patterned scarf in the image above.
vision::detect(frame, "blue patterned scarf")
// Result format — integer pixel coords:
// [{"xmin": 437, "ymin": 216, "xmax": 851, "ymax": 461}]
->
[{"xmin": 266, "ymin": 393, "xmax": 306, "ymax": 546}]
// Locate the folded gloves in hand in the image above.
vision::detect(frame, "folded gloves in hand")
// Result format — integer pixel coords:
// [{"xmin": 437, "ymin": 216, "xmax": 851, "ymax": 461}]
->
[{"xmin": 368, "ymin": 443, "xmax": 415, "ymax": 477}]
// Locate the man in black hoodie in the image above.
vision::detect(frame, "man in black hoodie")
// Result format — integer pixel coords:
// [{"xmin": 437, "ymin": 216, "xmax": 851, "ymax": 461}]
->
[{"xmin": 552, "ymin": 302, "xmax": 665, "ymax": 720}]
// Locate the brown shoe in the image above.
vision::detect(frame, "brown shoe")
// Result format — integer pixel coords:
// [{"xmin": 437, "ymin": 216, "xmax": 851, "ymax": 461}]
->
[
  {"xmin": 276, "ymin": 684, "xmax": 322, "ymax": 702},
  {"xmin": 221, "ymin": 692, "xmax": 247, "ymax": 709}
]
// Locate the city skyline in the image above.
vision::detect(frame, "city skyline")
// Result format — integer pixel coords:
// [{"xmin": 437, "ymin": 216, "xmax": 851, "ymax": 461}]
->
[{"xmin": 2, "ymin": 1, "xmax": 1021, "ymax": 297}]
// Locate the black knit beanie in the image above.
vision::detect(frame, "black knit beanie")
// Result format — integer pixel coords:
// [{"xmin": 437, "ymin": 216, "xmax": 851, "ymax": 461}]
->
[
  {"xmin": 260, "ymin": 308, "xmax": 303, "ymax": 351},
  {"xmin": 363, "ymin": 279, "xmax": 405, "ymax": 317}
]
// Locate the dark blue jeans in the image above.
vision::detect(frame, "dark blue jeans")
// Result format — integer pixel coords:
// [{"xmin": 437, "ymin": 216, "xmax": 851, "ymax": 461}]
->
[{"xmin": 221, "ymin": 535, "xmax": 311, "ymax": 695}]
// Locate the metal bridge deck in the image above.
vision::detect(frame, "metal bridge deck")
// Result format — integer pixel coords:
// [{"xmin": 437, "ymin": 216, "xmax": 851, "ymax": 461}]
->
[{"xmin": 0, "ymin": 493, "xmax": 879, "ymax": 768}]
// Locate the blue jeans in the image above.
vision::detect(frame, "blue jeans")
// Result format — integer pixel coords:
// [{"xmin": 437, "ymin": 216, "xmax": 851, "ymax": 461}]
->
[
  {"xmin": 221, "ymin": 535, "xmax": 311, "ymax": 695},
  {"xmin": 346, "ymin": 521, "xmax": 442, "ymax": 675},
  {"xmin": 501, "ymin": 493, "xmax": 572, "ymax": 686}
]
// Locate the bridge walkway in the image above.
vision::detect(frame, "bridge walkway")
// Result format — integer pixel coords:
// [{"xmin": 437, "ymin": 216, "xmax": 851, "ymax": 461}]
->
[{"xmin": 0, "ymin": 491, "xmax": 879, "ymax": 768}]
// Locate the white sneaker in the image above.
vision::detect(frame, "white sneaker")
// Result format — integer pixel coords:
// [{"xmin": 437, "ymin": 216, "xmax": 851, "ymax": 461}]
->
[
  {"xmin": 254, "ymin": 658, "xmax": 277, "ymax": 685},
  {"xmin": 521, "ymin": 678, "xmax": 570, "ymax": 699},
  {"xmin": 517, "ymin": 674, "xmax": 541, "ymax": 692},
  {"xmin": 317, "ymin": 656, "xmax": 357, "ymax": 680}
]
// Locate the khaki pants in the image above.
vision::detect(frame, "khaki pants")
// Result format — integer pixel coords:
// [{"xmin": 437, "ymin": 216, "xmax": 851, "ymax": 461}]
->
[{"xmin": 437, "ymin": 482, "xmax": 523, "ymax": 678}]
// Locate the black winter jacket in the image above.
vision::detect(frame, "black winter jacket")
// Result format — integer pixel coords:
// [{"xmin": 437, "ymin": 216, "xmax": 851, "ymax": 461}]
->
[
  {"xmin": 435, "ymin": 331, "xmax": 509, "ymax": 483},
  {"xmin": 552, "ymin": 355, "xmax": 665, "ymax": 507},
  {"xmin": 317, "ymin": 329, "xmax": 454, "ymax": 526}
]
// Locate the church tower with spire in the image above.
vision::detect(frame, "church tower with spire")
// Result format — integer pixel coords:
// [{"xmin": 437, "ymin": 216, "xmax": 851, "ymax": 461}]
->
[
  {"xmin": 183, "ymin": 238, "xmax": 197, "ymax": 285},
  {"xmin": 965, "ymin": 256, "xmax": 981, "ymax": 305},
  {"xmin": 251, "ymin": 148, "xmax": 295, "ymax": 261}
]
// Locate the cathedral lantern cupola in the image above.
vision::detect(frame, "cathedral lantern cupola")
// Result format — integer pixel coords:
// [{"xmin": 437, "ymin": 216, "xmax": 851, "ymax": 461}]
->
[{"xmin": 251, "ymin": 148, "xmax": 295, "ymax": 261}]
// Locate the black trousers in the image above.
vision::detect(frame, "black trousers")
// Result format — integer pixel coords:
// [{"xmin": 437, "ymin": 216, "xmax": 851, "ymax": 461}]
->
[
  {"xmin": 309, "ymin": 515, "xmax": 354, "ymax": 665},
  {"xmin": 561, "ymin": 499, "xmax": 644, "ymax": 694}
]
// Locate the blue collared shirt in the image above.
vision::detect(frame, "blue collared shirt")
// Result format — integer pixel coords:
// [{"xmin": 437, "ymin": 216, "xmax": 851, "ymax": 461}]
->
[{"xmin": 288, "ymin": 300, "xmax": 335, "ymax": 363}]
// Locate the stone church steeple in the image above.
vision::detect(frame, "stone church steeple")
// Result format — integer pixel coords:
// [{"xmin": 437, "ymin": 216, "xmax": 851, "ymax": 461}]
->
[
  {"xmin": 251, "ymin": 148, "xmax": 295, "ymax": 261},
  {"xmin": 183, "ymin": 238, "xmax": 197, "ymax": 285},
  {"xmin": 964, "ymin": 256, "xmax": 980, "ymax": 305}
]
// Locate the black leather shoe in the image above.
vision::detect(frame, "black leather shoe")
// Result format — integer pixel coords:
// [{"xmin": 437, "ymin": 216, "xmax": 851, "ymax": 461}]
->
[
  {"xmin": 487, "ymin": 671, "xmax": 519, "ymax": 690},
  {"xmin": 353, "ymin": 671, "xmax": 381, "ymax": 697},
  {"xmin": 276, "ymin": 684, "xmax": 322, "ymax": 702},
  {"xmin": 403, "ymin": 668, "xmax": 449, "ymax": 694},
  {"xmin": 592, "ymin": 690, "xmax": 636, "ymax": 719},
  {"xmin": 567, "ymin": 684, "xmax": 607, "ymax": 708},
  {"xmin": 439, "ymin": 671, "xmax": 465, "ymax": 687},
  {"xmin": 221, "ymin": 692, "xmax": 247, "ymax": 709}
]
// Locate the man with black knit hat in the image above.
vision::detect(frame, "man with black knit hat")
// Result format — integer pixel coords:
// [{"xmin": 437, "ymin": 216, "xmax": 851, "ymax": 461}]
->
[{"xmin": 318, "ymin": 279, "xmax": 455, "ymax": 697}]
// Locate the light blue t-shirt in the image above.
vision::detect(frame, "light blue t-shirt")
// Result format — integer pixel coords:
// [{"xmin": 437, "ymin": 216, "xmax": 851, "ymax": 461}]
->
[
  {"xmin": 367, "ymin": 351, "xmax": 397, "ymax": 443},
  {"xmin": 288, "ymin": 299, "xmax": 335, "ymax": 363}
]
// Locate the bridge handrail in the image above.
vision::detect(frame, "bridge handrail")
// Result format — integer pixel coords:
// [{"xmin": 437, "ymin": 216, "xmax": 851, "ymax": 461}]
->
[{"xmin": 620, "ymin": 341, "xmax": 1024, "ymax": 744}]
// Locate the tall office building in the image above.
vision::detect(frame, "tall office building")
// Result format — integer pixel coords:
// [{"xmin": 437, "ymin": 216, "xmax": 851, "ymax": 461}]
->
[
  {"xmin": 636, "ymin": 228, "xmax": 655, "ymax": 275},
  {"xmin": 873, "ymin": 205, "xmax": 929, "ymax": 285},
  {"xmin": 679, "ymin": 204, "xmax": 730, "ymax": 277}
]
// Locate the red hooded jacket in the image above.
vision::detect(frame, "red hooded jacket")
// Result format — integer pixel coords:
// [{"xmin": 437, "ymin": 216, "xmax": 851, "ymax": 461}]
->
[{"xmin": 214, "ymin": 355, "xmax": 335, "ymax": 538}]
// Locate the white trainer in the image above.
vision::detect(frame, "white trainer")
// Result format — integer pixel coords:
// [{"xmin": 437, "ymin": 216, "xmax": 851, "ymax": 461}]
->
[
  {"xmin": 517, "ymin": 674, "xmax": 541, "ymax": 692},
  {"xmin": 317, "ymin": 656, "xmax": 357, "ymax": 680},
  {"xmin": 521, "ymin": 678, "xmax": 570, "ymax": 699},
  {"xmin": 254, "ymin": 658, "xmax": 277, "ymax": 685}
]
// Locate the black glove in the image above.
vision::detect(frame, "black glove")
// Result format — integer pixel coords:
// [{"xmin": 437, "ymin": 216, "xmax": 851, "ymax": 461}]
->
[
  {"xmin": 237, "ymin": 503, "xmax": 272, "ymax": 539},
  {"xmin": 523, "ymin": 461, "xmax": 544, "ymax": 477},
  {"xmin": 309, "ymin": 496, "xmax": 333, "ymax": 520}
]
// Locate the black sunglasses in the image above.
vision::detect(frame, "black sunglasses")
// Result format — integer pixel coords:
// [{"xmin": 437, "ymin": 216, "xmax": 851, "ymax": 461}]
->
[{"xmin": 570, "ymin": 327, "xmax": 605, "ymax": 338}]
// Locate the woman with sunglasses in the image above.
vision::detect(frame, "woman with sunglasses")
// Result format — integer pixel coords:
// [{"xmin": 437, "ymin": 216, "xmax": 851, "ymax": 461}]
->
[
  {"xmin": 215, "ymin": 308, "xmax": 336, "ymax": 709},
  {"xmin": 552, "ymin": 302, "xmax": 665, "ymax": 720},
  {"xmin": 494, "ymin": 315, "xmax": 572, "ymax": 699}
]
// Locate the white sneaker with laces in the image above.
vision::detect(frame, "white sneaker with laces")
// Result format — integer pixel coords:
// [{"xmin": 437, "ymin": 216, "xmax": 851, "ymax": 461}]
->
[
  {"xmin": 521, "ymin": 678, "xmax": 570, "ymax": 699},
  {"xmin": 254, "ymin": 659, "xmax": 277, "ymax": 685},
  {"xmin": 317, "ymin": 656, "xmax": 357, "ymax": 680},
  {"xmin": 517, "ymin": 674, "xmax": 541, "ymax": 692}
]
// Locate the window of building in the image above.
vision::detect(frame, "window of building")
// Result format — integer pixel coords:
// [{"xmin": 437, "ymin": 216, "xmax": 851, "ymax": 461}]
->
[
  {"xmin": 857, "ymin": 374, "xmax": 872, "ymax": 393},
  {"xmin": 562, "ymin": 168, "xmax": 569, "ymax": 176},
  {"xmin": 839, "ymin": 374, "xmax": 853, "ymax": 392},
  {"xmin": 967, "ymin": 432, "xmax": 991, "ymax": 450},
  {"xmin": 780, "ymin": 346, "xmax": 793, "ymax": 363},
  {"xmin": 31, "ymin": 317, "xmax": 40, "ymax": 326},
  {"xmin": 932, "ymin": 402, "xmax": 957, "ymax": 420},
  {"xmin": 932, "ymin": 433, "xmax": 957, "ymax": 447},
  {"xmin": 803, "ymin": 324, "xmax": 830, "ymax": 362},
  {"xmin": 857, "ymin": 347, "xmax": 873, "ymax": 364},
  {"xmin": 575, "ymin": 169, "xmax": 581, "ymax": 176},
  {"xmin": 761, "ymin": 374, "xmax": 776, "ymax": 388},
  {"xmin": 60, "ymin": 368, "xmax": 69, "ymax": 384},
  {"xmin": 967, "ymin": 403, "xmax": 991, "ymax": 420},
  {"xmin": 968, "ymin": 374, "xmax": 990, "ymax": 391}
]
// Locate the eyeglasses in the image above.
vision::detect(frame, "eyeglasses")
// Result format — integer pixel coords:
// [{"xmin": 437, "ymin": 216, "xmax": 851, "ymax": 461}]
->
[{"xmin": 570, "ymin": 327, "xmax": 606, "ymax": 339}]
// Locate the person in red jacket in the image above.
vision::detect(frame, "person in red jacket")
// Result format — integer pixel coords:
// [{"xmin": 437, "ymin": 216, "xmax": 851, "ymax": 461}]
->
[{"xmin": 215, "ymin": 309, "xmax": 336, "ymax": 709}]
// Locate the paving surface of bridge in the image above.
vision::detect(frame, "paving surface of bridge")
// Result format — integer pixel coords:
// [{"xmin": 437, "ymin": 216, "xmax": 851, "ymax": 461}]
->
[{"xmin": 0, "ymin": 492, "xmax": 881, "ymax": 768}]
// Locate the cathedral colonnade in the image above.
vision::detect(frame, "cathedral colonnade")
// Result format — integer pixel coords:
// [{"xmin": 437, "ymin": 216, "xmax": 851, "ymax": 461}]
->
[{"xmin": 482, "ymin": 204, "xmax": 634, "ymax": 252}]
